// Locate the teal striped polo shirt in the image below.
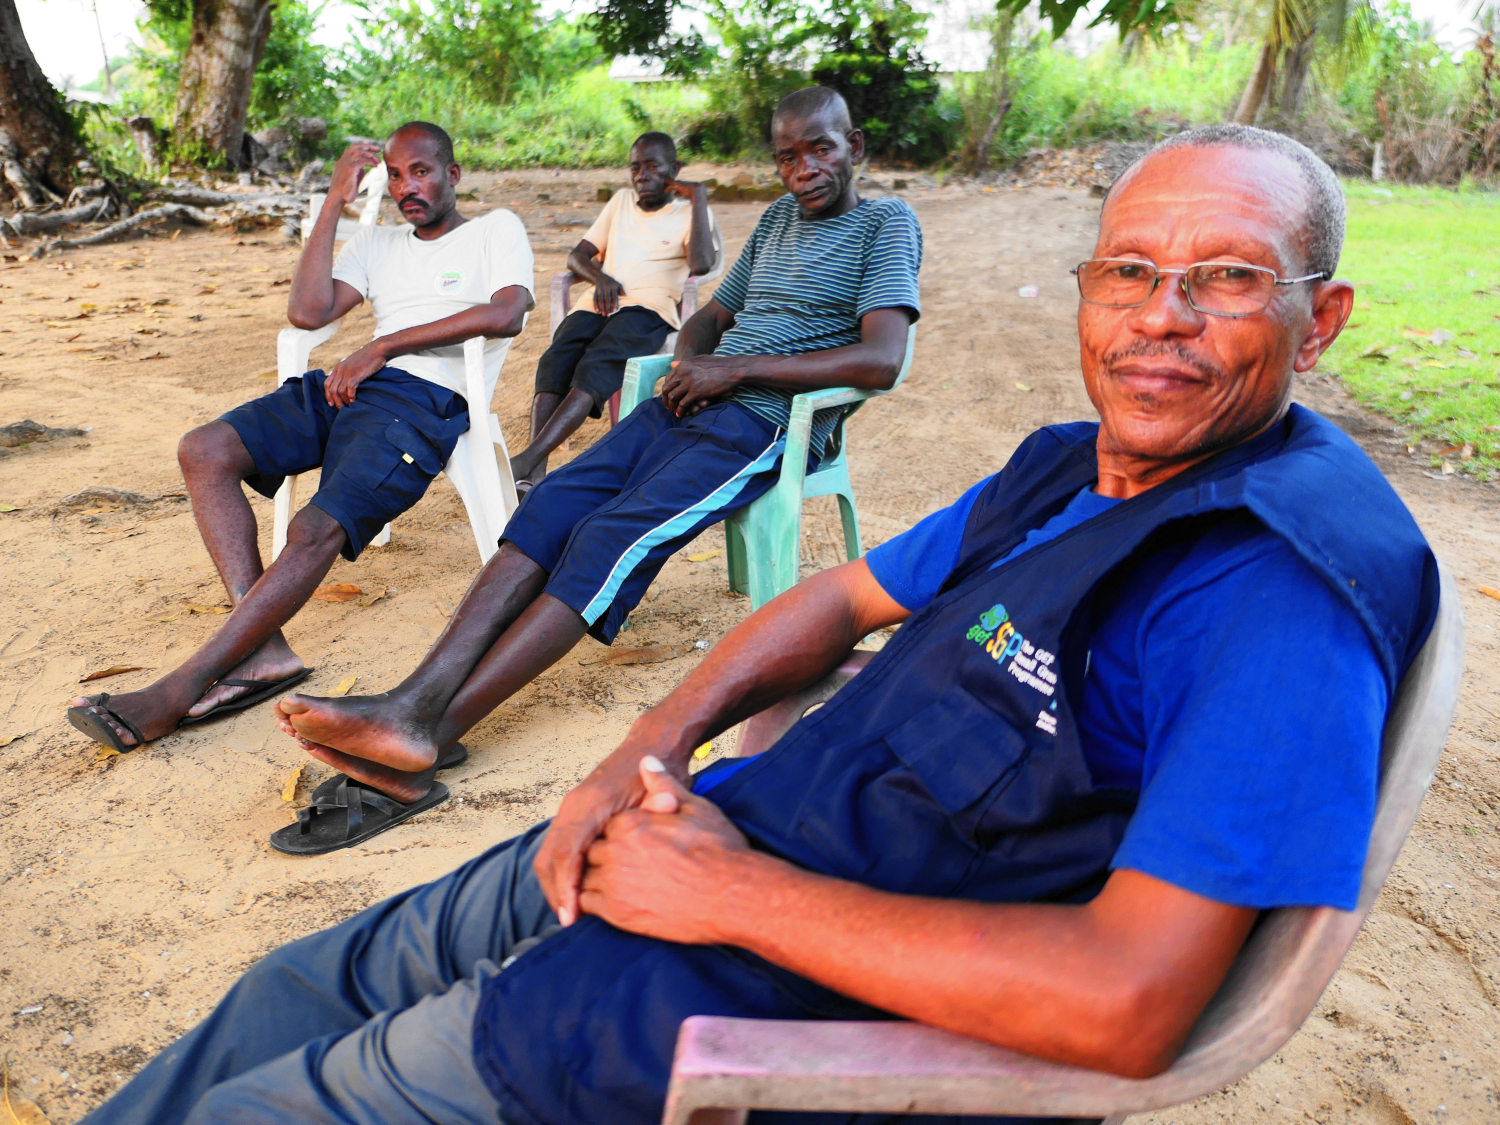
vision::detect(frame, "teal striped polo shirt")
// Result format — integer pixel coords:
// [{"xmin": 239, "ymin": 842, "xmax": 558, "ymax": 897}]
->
[{"xmin": 711, "ymin": 194, "xmax": 923, "ymax": 456}]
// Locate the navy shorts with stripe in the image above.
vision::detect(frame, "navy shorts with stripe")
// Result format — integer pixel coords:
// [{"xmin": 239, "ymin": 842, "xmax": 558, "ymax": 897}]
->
[
  {"xmin": 504, "ymin": 398, "xmax": 808, "ymax": 644},
  {"xmin": 221, "ymin": 367, "xmax": 468, "ymax": 561}
]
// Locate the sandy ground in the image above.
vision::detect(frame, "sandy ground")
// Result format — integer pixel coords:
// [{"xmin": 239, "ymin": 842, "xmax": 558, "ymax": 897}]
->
[{"xmin": 0, "ymin": 166, "xmax": 1496, "ymax": 1124}]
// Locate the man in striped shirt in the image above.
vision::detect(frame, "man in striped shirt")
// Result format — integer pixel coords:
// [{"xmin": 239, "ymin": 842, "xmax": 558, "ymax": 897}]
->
[{"xmin": 270, "ymin": 86, "xmax": 922, "ymax": 850}]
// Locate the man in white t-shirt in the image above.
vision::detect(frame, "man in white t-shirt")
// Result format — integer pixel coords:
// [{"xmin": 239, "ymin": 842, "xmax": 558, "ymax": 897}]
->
[
  {"xmin": 66, "ymin": 122, "xmax": 536, "ymax": 754},
  {"xmin": 510, "ymin": 132, "xmax": 715, "ymax": 490}
]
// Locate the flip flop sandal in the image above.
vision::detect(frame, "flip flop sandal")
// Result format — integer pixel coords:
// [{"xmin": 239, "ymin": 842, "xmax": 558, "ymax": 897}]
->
[
  {"xmin": 515, "ymin": 479, "xmax": 536, "ymax": 496},
  {"xmin": 177, "ymin": 667, "xmax": 316, "ymax": 727},
  {"xmin": 67, "ymin": 693, "xmax": 147, "ymax": 753},
  {"xmin": 269, "ymin": 777, "xmax": 450, "ymax": 856},
  {"xmin": 307, "ymin": 742, "xmax": 468, "ymax": 806}
]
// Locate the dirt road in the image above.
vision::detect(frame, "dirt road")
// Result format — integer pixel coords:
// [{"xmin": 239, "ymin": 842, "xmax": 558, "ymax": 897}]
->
[{"xmin": 0, "ymin": 168, "xmax": 1496, "ymax": 1122}]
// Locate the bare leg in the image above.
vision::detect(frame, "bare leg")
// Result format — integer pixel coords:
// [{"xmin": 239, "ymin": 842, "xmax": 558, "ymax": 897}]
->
[
  {"xmin": 172, "ymin": 422, "xmax": 308, "ymax": 715},
  {"xmin": 69, "ymin": 495, "xmax": 347, "ymax": 746},
  {"xmin": 509, "ymin": 388, "xmax": 596, "ymax": 487},
  {"xmin": 277, "ymin": 544, "xmax": 587, "ymax": 800}
]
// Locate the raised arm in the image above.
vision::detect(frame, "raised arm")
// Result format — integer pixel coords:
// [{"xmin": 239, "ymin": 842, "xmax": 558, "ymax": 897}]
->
[
  {"xmin": 287, "ymin": 143, "xmax": 380, "ymax": 329},
  {"xmin": 666, "ymin": 178, "xmax": 715, "ymax": 276},
  {"xmin": 535, "ymin": 557, "xmax": 908, "ymax": 925},
  {"xmin": 661, "ymin": 305, "xmax": 912, "ymax": 417}
]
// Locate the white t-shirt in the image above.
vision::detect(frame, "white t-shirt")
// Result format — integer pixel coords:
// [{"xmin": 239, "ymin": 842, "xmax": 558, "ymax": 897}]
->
[
  {"xmin": 331, "ymin": 209, "xmax": 536, "ymax": 400},
  {"xmin": 571, "ymin": 189, "xmax": 704, "ymax": 329}
]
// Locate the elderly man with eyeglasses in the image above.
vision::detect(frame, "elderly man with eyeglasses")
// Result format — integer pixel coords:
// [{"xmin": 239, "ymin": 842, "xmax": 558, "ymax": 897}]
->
[{"xmin": 81, "ymin": 125, "xmax": 1438, "ymax": 1125}]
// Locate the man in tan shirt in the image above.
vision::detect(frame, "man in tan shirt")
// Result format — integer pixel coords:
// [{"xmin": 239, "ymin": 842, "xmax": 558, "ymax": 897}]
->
[{"xmin": 511, "ymin": 132, "xmax": 715, "ymax": 490}]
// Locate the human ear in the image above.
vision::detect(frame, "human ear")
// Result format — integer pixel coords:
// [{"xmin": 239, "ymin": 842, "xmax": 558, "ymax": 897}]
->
[
  {"xmin": 847, "ymin": 129, "xmax": 866, "ymax": 166},
  {"xmin": 448, "ymin": 163, "xmax": 461, "ymax": 186},
  {"xmin": 1292, "ymin": 279, "xmax": 1354, "ymax": 374}
]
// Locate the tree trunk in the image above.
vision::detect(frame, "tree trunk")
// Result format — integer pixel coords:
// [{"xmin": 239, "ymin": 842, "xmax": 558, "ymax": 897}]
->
[
  {"xmin": 1278, "ymin": 31, "xmax": 1316, "ymax": 120},
  {"xmin": 0, "ymin": 0, "xmax": 78, "ymax": 207},
  {"xmin": 1233, "ymin": 39, "xmax": 1278, "ymax": 125},
  {"xmin": 174, "ymin": 0, "xmax": 275, "ymax": 169}
]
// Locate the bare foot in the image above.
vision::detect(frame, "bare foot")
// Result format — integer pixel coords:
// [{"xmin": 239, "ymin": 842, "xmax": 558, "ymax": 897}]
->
[
  {"xmin": 67, "ymin": 686, "xmax": 189, "ymax": 748},
  {"xmin": 295, "ymin": 736, "xmax": 434, "ymax": 803},
  {"xmin": 186, "ymin": 633, "xmax": 305, "ymax": 717},
  {"xmin": 276, "ymin": 693, "xmax": 439, "ymax": 774}
]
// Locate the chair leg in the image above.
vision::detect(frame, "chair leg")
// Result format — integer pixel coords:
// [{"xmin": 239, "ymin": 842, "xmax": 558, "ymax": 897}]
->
[
  {"xmin": 271, "ymin": 472, "xmax": 300, "ymax": 562},
  {"xmin": 725, "ymin": 516, "xmax": 749, "ymax": 596},
  {"xmin": 686, "ymin": 1111, "xmax": 747, "ymax": 1125},
  {"xmin": 372, "ymin": 522, "xmax": 392, "ymax": 548},
  {"xmin": 834, "ymin": 489, "xmax": 863, "ymax": 562}
]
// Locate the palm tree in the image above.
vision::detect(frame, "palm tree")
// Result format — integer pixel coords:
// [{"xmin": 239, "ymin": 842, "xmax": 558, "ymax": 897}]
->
[{"xmin": 1233, "ymin": 0, "xmax": 1373, "ymax": 124}]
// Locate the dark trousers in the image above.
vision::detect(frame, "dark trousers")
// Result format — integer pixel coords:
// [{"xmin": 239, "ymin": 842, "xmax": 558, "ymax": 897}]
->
[
  {"xmin": 534, "ymin": 306, "xmax": 671, "ymax": 418},
  {"xmin": 81, "ymin": 825, "xmax": 555, "ymax": 1125}
]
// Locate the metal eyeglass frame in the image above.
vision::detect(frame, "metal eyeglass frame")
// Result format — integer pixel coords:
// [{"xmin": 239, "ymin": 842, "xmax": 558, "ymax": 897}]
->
[{"xmin": 1069, "ymin": 258, "xmax": 1330, "ymax": 317}]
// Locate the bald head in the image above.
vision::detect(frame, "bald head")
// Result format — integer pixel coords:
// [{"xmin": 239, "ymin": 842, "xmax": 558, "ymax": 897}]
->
[
  {"xmin": 387, "ymin": 121, "xmax": 455, "ymax": 167},
  {"xmin": 772, "ymin": 86, "xmax": 853, "ymax": 134},
  {"xmin": 1114, "ymin": 125, "xmax": 1345, "ymax": 278}
]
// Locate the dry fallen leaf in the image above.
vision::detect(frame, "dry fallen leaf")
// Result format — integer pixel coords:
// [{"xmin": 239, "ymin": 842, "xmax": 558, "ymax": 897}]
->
[
  {"xmin": 3, "ymin": 1054, "xmax": 51, "ymax": 1124},
  {"xmin": 607, "ymin": 643, "xmax": 695, "ymax": 666},
  {"xmin": 0, "ymin": 733, "xmax": 25, "ymax": 749},
  {"xmin": 312, "ymin": 583, "xmax": 363, "ymax": 602},
  {"xmin": 687, "ymin": 548, "xmax": 723, "ymax": 562},
  {"xmin": 95, "ymin": 745, "xmax": 121, "ymax": 763},
  {"xmin": 184, "ymin": 601, "xmax": 230, "ymax": 615},
  {"xmin": 332, "ymin": 674, "xmax": 358, "ymax": 696},
  {"xmin": 1478, "ymin": 585, "xmax": 1500, "ymax": 601},
  {"xmin": 1015, "ymin": 382, "xmax": 1032, "ymax": 391},
  {"xmin": 80, "ymin": 665, "xmax": 146, "ymax": 683},
  {"xmin": 358, "ymin": 588, "xmax": 387, "ymax": 608},
  {"xmin": 281, "ymin": 764, "xmax": 304, "ymax": 803},
  {"xmin": 0, "ymin": 504, "xmax": 22, "ymax": 513},
  {"xmin": 138, "ymin": 352, "xmax": 167, "ymax": 362},
  {"xmin": 693, "ymin": 741, "xmax": 712, "ymax": 760},
  {"xmin": 253, "ymin": 368, "xmax": 278, "ymax": 380}
]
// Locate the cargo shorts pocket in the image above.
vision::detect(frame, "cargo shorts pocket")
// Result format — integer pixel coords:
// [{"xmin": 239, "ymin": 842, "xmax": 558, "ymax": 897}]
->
[{"xmin": 384, "ymin": 418, "xmax": 448, "ymax": 479}]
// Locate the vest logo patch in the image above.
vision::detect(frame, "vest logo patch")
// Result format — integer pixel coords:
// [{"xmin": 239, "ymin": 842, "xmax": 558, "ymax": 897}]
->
[
  {"xmin": 436, "ymin": 268, "xmax": 464, "ymax": 294},
  {"xmin": 966, "ymin": 603, "xmax": 1059, "ymax": 700}
]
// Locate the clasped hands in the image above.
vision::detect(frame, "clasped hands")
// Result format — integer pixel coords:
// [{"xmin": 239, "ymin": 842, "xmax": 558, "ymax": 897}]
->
[
  {"xmin": 661, "ymin": 355, "xmax": 750, "ymax": 417},
  {"xmin": 536, "ymin": 747, "xmax": 754, "ymax": 946}
]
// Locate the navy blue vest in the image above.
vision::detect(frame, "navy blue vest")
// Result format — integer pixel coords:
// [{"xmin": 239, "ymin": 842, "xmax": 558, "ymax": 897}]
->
[{"xmin": 474, "ymin": 405, "xmax": 1438, "ymax": 1125}]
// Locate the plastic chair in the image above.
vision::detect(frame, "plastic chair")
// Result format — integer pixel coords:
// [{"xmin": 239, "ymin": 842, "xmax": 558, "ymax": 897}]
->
[
  {"xmin": 662, "ymin": 562, "xmax": 1464, "ymax": 1125},
  {"xmin": 549, "ymin": 208, "xmax": 725, "ymax": 427},
  {"xmin": 269, "ymin": 327, "xmax": 521, "ymax": 565},
  {"xmin": 618, "ymin": 325, "xmax": 917, "ymax": 609},
  {"xmin": 300, "ymin": 160, "xmax": 388, "ymax": 243}
]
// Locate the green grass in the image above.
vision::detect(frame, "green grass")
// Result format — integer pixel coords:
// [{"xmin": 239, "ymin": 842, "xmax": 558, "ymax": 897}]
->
[{"xmin": 1325, "ymin": 181, "xmax": 1500, "ymax": 476}]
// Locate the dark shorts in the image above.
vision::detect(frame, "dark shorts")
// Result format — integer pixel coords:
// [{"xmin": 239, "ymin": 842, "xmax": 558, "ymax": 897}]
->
[
  {"xmin": 503, "ymin": 398, "xmax": 810, "ymax": 644},
  {"xmin": 534, "ymin": 307, "xmax": 672, "ymax": 417},
  {"xmin": 221, "ymin": 367, "xmax": 468, "ymax": 561}
]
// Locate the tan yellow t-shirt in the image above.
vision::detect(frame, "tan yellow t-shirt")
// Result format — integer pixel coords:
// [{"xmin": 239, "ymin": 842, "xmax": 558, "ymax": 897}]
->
[{"xmin": 570, "ymin": 189, "xmax": 700, "ymax": 328}]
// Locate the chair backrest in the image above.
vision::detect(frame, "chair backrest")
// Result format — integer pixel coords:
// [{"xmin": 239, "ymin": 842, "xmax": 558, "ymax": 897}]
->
[
  {"xmin": 690, "ymin": 563, "xmax": 1463, "ymax": 1122},
  {"xmin": 356, "ymin": 161, "xmax": 388, "ymax": 226}
]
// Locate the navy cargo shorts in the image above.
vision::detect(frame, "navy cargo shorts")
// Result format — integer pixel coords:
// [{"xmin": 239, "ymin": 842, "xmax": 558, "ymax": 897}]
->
[{"xmin": 221, "ymin": 366, "xmax": 469, "ymax": 560}]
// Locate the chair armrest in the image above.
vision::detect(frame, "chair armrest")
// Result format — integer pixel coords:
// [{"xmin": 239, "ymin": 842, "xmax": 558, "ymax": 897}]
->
[
  {"xmin": 679, "ymin": 275, "xmax": 701, "ymax": 323},
  {"xmin": 551, "ymin": 271, "xmax": 577, "ymax": 337},
  {"xmin": 277, "ymin": 322, "xmax": 341, "ymax": 385},
  {"xmin": 619, "ymin": 354, "xmax": 675, "ymax": 420},
  {"xmin": 663, "ymin": 1016, "xmax": 1150, "ymax": 1125}
]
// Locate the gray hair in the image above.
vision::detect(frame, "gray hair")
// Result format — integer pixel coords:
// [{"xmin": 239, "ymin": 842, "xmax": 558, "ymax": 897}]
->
[{"xmin": 1120, "ymin": 125, "xmax": 1345, "ymax": 277}]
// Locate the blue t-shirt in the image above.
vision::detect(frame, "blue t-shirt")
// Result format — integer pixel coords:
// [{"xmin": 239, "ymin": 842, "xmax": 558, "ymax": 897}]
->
[
  {"xmin": 703, "ymin": 480, "xmax": 1388, "ymax": 912},
  {"xmin": 711, "ymin": 195, "xmax": 923, "ymax": 454}
]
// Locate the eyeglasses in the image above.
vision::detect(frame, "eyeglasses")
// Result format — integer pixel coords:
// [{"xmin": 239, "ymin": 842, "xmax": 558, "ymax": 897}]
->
[{"xmin": 1071, "ymin": 258, "xmax": 1329, "ymax": 317}]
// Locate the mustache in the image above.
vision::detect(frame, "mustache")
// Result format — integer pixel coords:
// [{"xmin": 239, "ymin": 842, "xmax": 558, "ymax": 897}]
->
[
  {"xmin": 399, "ymin": 196, "xmax": 428, "ymax": 209},
  {"xmin": 1100, "ymin": 340, "xmax": 1224, "ymax": 383}
]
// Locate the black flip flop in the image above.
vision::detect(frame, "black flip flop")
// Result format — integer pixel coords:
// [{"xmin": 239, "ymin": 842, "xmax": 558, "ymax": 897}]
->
[
  {"xmin": 67, "ymin": 693, "xmax": 147, "ymax": 753},
  {"xmin": 269, "ymin": 778, "xmax": 450, "ymax": 856},
  {"xmin": 307, "ymin": 742, "xmax": 468, "ymax": 806},
  {"xmin": 178, "ymin": 667, "xmax": 316, "ymax": 727}
]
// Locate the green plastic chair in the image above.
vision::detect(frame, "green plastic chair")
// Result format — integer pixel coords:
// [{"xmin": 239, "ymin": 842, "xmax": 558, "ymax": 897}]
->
[{"xmin": 617, "ymin": 325, "xmax": 917, "ymax": 608}]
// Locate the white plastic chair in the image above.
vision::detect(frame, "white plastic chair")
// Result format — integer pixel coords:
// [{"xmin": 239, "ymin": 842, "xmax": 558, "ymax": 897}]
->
[
  {"xmin": 269, "ymin": 328, "xmax": 521, "ymax": 565},
  {"xmin": 549, "ymin": 208, "xmax": 725, "ymax": 427},
  {"xmin": 662, "ymin": 563, "xmax": 1465, "ymax": 1124},
  {"xmin": 300, "ymin": 160, "xmax": 388, "ymax": 243}
]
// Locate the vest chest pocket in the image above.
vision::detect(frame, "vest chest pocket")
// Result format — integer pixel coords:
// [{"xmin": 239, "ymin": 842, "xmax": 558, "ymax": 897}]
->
[{"xmin": 882, "ymin": 683, "xmax": 1031, "ymax": 844}]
